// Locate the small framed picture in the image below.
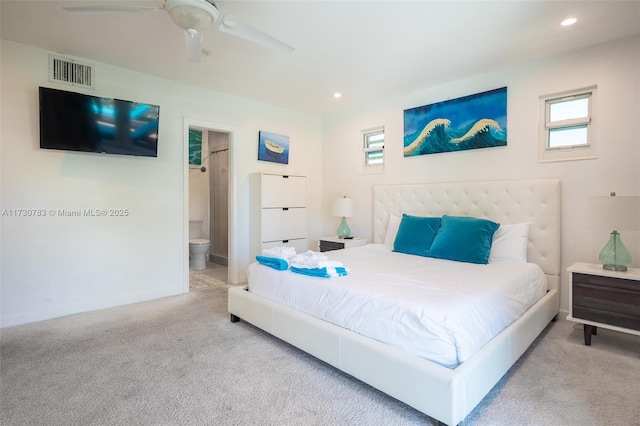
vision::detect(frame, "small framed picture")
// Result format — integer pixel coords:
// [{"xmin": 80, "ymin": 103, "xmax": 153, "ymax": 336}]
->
[{"xmin": 258, "ymin": 131, "xmax": 289, "ymax": 164}]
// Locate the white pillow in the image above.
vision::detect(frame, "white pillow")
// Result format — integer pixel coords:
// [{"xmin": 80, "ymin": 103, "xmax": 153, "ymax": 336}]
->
[
  {"xmin": 489, "ymin": 222, "xmax": 531, "ymax": 263},
  {"xmin": 383, "ymin": 214, "xmax": 402, "ymax": 247}
]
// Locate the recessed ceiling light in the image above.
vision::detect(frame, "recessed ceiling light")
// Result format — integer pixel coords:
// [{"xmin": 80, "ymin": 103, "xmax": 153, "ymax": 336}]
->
[
  {"xmin": 333, "ymin": 92, "xmax": 342, "ymax": 99},
  {"xmin": 561, "ymin": 17, "xmax": 578, "ymax": 26}
]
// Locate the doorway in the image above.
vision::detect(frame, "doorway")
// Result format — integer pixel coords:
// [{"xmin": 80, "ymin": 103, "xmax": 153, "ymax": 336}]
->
[
  {"xmin": 208, "ymin": 133, "xmax": 229, "ymax": 266},
  {"xmin": 184, "ymin": 118, "xmax": 238, "ymax": 290}
]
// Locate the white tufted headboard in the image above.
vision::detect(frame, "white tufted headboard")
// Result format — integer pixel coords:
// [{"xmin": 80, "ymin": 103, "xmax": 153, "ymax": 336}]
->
[{"xmin": 373, "ymin": 179, "xmax": 561, "ymax": 291}]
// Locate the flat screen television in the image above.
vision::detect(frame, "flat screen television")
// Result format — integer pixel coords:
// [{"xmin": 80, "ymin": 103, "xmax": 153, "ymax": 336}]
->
[{"xmin": 39, "ymin": 86, "xmax": 160, "ymax": 158}]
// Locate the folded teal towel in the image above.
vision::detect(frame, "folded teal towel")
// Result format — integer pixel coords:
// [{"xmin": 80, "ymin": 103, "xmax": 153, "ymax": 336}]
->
[
  {"xmin": 290, "ymin": 266, "xmax": 348, "ymax": 278},
  {"xmin": 256, "ymin": 255, "xmax": 289, "ymax": 271}
]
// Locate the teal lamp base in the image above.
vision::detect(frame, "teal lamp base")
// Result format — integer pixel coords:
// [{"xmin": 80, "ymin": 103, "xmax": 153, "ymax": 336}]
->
[
  {"xmin": 336, "ymin": 217, "xmax": 351, "ymax": 238},
  {"xmin": 599, "ymin": 230, "xmax": 632, "ymax": 272}
]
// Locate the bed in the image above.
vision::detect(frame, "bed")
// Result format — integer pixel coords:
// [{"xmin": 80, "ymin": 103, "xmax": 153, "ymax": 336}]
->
[{"xmin": 228, "ymin": 179, "xmax": 561, "ymax": 425}]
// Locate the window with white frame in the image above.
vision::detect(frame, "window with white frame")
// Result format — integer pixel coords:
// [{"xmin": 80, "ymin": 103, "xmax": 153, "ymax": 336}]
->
[
  {"xmin": 538, "ymin": 86, "xmax": 597, "ymax": 162},
  {"xmin": 363, "ymin": 127, "xmax": 384, "ymax": 166}
]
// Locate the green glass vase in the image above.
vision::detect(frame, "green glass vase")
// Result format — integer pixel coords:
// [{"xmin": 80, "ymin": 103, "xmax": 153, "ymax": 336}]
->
[
  {"xmin": 337, "ymin": 217, "xmax": 351, "ymax": 238},
  {"xmin": 599, "ymin": 231, "xmax": 632, "ymax": 271}
]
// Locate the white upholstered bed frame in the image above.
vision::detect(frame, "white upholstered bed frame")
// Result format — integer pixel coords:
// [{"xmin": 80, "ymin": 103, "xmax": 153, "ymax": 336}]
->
[{"xmin": 228, "ymin": 178, "xmax": 560, "ymax": 425}]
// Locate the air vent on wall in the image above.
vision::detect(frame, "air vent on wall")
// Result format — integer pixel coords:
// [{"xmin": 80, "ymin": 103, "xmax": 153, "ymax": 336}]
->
[{"xmin": 48, "ymin": 55, "xmax": 95, "ymax": 89}]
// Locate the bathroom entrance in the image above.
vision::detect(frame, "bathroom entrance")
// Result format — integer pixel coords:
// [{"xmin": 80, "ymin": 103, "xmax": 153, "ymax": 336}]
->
[
  {"xmin": 185, "ymin": 118, "xmax": 237, "ymax": 287},
  {"xmin": 208, "ymin": 133, "xmax": 229, "ymax": 266}
]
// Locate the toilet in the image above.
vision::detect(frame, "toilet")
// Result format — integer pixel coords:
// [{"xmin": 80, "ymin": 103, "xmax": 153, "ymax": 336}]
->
[{"xmin": 189, "ymin": 219, "xmax": 210, "ymax": 270}]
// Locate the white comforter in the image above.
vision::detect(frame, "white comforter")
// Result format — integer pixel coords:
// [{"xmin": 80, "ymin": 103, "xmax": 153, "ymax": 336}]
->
[{"xmin": 247, "ymin": 244, "xmax": 547, "ymax": 368}]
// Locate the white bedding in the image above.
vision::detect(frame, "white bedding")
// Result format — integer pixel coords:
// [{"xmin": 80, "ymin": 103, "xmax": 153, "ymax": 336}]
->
[{"xmin": 248, "ymin": 244, "xmax": 547, "ymax": 368}]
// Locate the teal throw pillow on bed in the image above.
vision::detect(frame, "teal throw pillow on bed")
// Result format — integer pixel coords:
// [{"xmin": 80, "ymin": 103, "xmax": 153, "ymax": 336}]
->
[
  {"xmin": 428, "ymin": 215, "xmax": 500, "ymax": 264},
  {"xmin": 393, "ymin": 214, "xmax": 441, "ymax": 257}
]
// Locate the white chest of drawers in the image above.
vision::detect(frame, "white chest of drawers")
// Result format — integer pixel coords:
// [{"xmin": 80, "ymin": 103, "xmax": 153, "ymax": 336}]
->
[{"xmin": 250, "ymin": 173, "xmax": 307, "ymax": 259}]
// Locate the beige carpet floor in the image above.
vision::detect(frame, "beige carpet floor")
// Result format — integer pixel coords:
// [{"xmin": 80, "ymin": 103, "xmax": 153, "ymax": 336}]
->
[{"xmin": 1, "ymin": 286, "xmax": 639, "ymax": 425}]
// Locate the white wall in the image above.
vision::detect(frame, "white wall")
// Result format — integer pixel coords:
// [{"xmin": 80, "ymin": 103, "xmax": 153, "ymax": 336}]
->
[
  {"xmin": 322, "ymin": 36, "xmax": 640, "ymax": 313},
  {"xmin": 3, "ymin": 36, "xmax": 637, "ymax": 326},
  {"xmin": 1, "ymin": 40, "xmax": 323, "ymax": 327}
]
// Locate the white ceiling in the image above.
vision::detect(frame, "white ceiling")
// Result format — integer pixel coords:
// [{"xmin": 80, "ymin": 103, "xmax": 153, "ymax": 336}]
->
[{"xmin": 2, "ymin": 1, "xmax": 639, "ymax": 116}]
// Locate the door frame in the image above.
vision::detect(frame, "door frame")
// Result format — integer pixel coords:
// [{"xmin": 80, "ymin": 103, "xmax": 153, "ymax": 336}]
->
[{"xmin": 183, "ymin": 118, "xmax": 238, "ymax": 290}]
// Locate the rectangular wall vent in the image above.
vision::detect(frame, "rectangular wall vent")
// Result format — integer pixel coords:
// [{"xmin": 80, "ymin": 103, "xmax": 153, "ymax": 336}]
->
[{"xmin": 48, "ymin": 55, "xmax": 95, "ymax": 89}]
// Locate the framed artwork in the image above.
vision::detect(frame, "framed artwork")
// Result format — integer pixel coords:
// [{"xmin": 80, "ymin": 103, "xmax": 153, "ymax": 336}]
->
[
  {"xmin": 403, "ymin": 87, "xmax": 507, "ymax": 156},
  {"xmin": 258, "ymin": 131, "xmax": 289, "ymax": 164},
  {"xmin": 188, "ymin": 129, "xmax": 203, "ymax": 166}
]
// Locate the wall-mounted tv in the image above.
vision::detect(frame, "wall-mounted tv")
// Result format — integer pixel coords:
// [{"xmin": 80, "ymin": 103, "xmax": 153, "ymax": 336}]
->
[{"xmin": 39, "ymin": 86, "xmax": 160, "ymax": 158}]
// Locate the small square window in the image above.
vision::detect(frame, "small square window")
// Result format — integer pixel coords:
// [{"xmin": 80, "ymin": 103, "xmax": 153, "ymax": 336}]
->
[
  {"xmin": 363, "ymin": 128, "xmax": 384, "ymax": 166},
  {"xmin": 538, "ymin": 86, "xmax": 597, "ymax": 162}
]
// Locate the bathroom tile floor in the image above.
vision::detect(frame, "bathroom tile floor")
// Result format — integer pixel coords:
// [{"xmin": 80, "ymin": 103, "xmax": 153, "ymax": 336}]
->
[{"xmin": 192, "ymin": 261, "xmax": 228, "ymax": 283}]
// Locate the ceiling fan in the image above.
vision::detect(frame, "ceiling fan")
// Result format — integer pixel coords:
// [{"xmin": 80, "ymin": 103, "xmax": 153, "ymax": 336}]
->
[{"xmin": 63, "ymin": 0, "xmax": 294, "ymax": 62}]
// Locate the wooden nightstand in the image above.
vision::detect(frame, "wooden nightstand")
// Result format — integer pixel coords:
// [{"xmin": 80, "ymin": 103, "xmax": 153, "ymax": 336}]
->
[
  {"xmin": 318, "ymin": 236, "xmax": 367, "ymax": 252},
  {"xmin": 567, "ymin": 262, "xmax": 640, "ymax": 345}
]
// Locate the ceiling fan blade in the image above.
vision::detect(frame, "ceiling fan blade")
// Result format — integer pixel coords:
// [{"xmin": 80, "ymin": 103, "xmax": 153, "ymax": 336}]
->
[
  {"xmin": 184, "ymin": 30, "xmax": 204, "ymax": 63},
  {"xmin": 218, "ymin": 16, "xmax": 294, "ymax": 53},
  {"xmin": 62, "ymin": 5, "xmax": 163, "ymax": 15}
]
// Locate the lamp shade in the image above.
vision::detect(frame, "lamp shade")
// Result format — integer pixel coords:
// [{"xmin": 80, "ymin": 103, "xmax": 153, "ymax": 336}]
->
[
  {"xmin": 587, "ymin": 195, "xmax": 640, "ymax": 231},
  {"xmin": 332, "ymin": 197, "xmax": 355, "ymax": 218}
]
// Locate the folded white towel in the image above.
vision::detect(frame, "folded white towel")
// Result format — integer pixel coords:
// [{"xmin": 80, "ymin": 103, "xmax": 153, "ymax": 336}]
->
[
  {"xmin": 262, "ymin": 246, "xmax": 297, "ymax": 260},
  {"xmin": 290, "ymin": 251, "xmax": 344, "ymax": 269},
  {"xmin": 291, "ymin": 259, "xmax": 344, "ymax": 269},
  {"xmin": 292, "ymin": 250, "xmax": 327, "ymax": 261},
  {"xmin": 317, "ymin": 260, "xmax": 344, "ymax": 268}
]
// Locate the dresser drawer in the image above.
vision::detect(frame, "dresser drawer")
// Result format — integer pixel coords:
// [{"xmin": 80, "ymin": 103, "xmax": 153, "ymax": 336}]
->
[
  {"xmin": 261, "ymin": 174, "xmax": 306, "ymax": 208},
  {"xmin": 261, "ymin": 207, "xmax": 306, "ymax": 242},
  {"xmin": 262, "ymin": 238, "xmax": 308, "ymax": 254}
]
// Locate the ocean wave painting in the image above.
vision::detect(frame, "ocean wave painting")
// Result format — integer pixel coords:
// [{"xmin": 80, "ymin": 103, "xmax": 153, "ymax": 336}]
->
[
  {"xmin": 258, "ymin": 130, "xmax": 290, "ymax": 164},
  {"xmin": 404, "ymin": 87, "xmax": 507, "ymax": 156}
]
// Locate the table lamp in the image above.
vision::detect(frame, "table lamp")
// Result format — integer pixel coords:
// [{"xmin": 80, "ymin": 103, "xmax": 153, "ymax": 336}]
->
[
  {"xmin": 588, "ymin": 192, "xmax": 640, "ymax": 271},
  {"xmin": 332, "ymin": 196, "xmax": 355, "ymax": 238}
]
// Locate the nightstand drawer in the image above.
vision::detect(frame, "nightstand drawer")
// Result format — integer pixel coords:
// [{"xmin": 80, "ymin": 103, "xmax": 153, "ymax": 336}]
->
[
  {"xmin": 573, "ymin": 307, "xmax": 640, "ymax": 331},
  {"xmin": 567, "ymin": 262, "xmax": 640, "ymax": 345},
  {"xmin": 572, "ymin": 273, "xmax": 640, "ymax": 331},
  {"xmin": 318, "ymin": 237, "xmax": 367, "ymax": 252},
  {"xmin": 573, "ymin": 273, "xmax": 640, "ymax": 305},
  {"xmin": 573, "ymin": 273, "xmax": 639, "ymax": 291},
  {"xmin": 319, "ymin": 240, "xmax": 344, "ymax": 252}
]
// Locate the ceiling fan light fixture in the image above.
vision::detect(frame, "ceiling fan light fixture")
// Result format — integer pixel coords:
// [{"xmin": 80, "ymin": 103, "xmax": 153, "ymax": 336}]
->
[{"xmin": 166, "ymin": 0, "xmax": 219, "ymax": 32}]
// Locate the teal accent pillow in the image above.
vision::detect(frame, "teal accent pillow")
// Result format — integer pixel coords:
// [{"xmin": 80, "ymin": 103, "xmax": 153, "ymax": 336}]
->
[
  {"xmin": 428, "ymin": 215, "xmax": 500, "ymax": 264},
  {"xmin": 393, "ymin": 214, "xmax": 441, "ymax": 257}
]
